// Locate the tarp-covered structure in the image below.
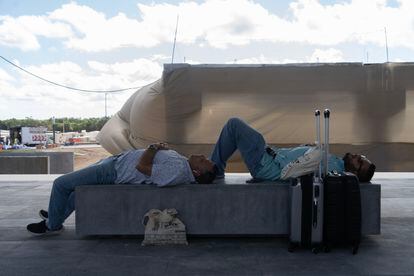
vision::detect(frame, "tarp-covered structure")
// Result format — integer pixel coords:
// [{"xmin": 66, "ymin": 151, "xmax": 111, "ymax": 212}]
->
[{"xmin": 98, "ymin": 63, "xmax": 414, "ymax": 171}]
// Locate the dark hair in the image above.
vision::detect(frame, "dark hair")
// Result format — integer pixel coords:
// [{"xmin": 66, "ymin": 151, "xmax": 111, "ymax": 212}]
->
[
  {"xmin": 195, "ymin": 165, "xmax": 217, "ymax": 184},
  {"xmin": 358, "ymin": 164, "xmax": 376, "ymax": 182}
]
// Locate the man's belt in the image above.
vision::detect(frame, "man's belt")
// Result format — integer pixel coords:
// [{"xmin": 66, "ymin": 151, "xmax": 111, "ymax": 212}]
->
[{"xmin": 265, "ymin": 146, "xmax": 277, "ymax": 159}]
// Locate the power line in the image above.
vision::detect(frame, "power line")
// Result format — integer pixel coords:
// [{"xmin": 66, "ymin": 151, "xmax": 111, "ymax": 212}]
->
[{"xmin": 0, "ymin": 55, "xmax": 144, "ymax": 93}]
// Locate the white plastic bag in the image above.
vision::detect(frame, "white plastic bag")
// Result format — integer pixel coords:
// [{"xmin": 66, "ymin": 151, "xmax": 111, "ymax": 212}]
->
[
  {"xmin": 280, "ymin": 146, "xmax": 323, "ymax": 180},
  {"xmin": 141, "ymin": 208, "xmax": 188, "ymax": 246}
]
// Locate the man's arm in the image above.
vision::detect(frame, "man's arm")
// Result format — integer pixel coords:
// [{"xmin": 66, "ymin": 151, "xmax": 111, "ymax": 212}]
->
[{"xmin": 136, "ymin": 143, "xmax": 168, "ymax": 176}]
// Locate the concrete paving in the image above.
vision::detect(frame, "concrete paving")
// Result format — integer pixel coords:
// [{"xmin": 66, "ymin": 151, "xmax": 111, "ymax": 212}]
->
[{"xmin": 1, "ymin": 173, "xmax": 413, "ymax": 275}]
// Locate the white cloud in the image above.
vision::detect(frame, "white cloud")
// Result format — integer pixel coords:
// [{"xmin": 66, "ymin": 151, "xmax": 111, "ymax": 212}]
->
[
  {"xmin": 308, "ymin": 48, "xmax": 344, "ymax": 62},
  {"xmin": 283, "ymin": 0, "xmax": 414, "ymax": 47},
  {"xmin": 0, "ymin": 58, "xmax": 162, "ymax": 118},
  {"xmin": 87, "ymin": 61, "xmax": 111, "ymax": 73},
  {"xmin": 184, "ymin": 58, "xmax": 203, "ymax": 64},
  {"xmin": 150, "ymin": 54, "xmax": 170, "ymax": 62},
  {"xmin": 87, "ymin": 58, "xmax": 162, "ymax": 83},
  {"xmin": 2, "ymin": 1, "xmax": 414, "ymax": 52},
  {"xmin": 393, "ymin": 57, "xmax": 407, "ymax": 62},
  {"xmin": 49, "ymin": 3, "xmax": 159, "ymax": 51},
  {"xmin": 0, "ymin": 68, "xmax": 14, "ymax": 82},
  {"xmin": 81, "ymin": 0, "xmax": 414, "ymax": 50},
  {"xmin": 0, "ymin": 68, "xmax": 15, "ymax": 97},
  {"xmin": 0, "ymin": 15, "xmax": 73, "ymax": 51},
  {"xmin": 224, "ymin": 48, "xmax": 344, "ymax": 64},
  {"xmin": 226, "ymin": 54, "xmax": 300, "ymax": 64},
  {"xmin": 226, "ymin": 54, "xmax": 274, "ymax": 64}
]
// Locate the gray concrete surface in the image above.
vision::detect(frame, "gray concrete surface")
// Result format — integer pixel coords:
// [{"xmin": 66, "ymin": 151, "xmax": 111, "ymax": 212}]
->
[
  {"xmin": 0, "ymin": 172, "xmax": 413, "ymax": 275},
  {"xmin": 0, "ymin": 152, "xmax": 73, "ymax": 174},
  {"xmin": 76, "ymin": 176, "xmax": 380, "ymax": 236},
  {"xmin": 0, "ymin": 156, "xmax": 49, "ymax": 174}
]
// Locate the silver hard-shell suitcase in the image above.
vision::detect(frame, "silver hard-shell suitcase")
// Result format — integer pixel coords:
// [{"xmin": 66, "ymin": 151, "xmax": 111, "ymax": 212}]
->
[{"xmin": 288, "ymin": 109, "xmax": 330, "ymax": 253}]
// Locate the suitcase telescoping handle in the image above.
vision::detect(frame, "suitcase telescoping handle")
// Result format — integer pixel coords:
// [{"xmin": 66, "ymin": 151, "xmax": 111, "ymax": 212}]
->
[
  {"xmin": 313, "ymin": 200, "xmax": 318, "ymax": 227},
  {"xmin": 314, "ymin": 110, "xmax": 321, "ymax": 229},
  {"xmin": 324, "ymin": 109, "xmax": 330, "ymax": 177},
  {"xmin": 315, "ymin": 110, "xmax": 321, "ymax": 179}
]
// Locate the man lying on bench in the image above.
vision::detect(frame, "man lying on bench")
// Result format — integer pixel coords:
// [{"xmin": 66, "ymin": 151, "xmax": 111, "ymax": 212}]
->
[
  {"xmin": 27, "ymin": 117, "xmax": 375, "ymax": 235},
  {"xmin": 210, "ymin": 118, "xmax": 376, "ymax": 182}
]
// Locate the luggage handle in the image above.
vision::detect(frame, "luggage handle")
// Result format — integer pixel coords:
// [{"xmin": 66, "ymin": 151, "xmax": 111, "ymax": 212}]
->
[
  {"xmin": 315, "ymin": 110, "xmax": 321, "ymax": 179},
  {"xmin": 315, "ymin": 108, "xmax": 330, "ymax": 178},
  {"xmin": 312, "ymin": 199, "xmax": 318, "ymax": 228},
  {"xmin": 324, "ymin": 109, "xmax": 330, "ymax": 177}
]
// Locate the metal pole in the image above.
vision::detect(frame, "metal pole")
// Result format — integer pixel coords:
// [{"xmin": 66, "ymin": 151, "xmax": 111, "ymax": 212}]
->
[
  {"xmin": 324, "ymin": 109, "xmax": 330, "ymax": 176},
  {"xmin": 52, "ymin": 116, "xmax": 56, "ymax": 144},
  {"xmin": 315, "ymin": 110, "xmax": 321, "ymax": 179},
  {"xmin": 171, "ymin": 15, "xmax": 179, "ymax": 64},
  {"xmin": 105, "ymin": 93, "xmax": 107, "ymax": 118},
  {"xmin": 384, "ymin": 27, "xmax": 389, "ymax": 62}
]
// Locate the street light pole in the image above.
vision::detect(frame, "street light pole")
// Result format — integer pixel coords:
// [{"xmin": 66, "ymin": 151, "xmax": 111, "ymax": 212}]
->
[
  {"xmin": 105, "ymin": 93, "xmax": 107, "ymax": 118},
  {"xmin": 52, "ymin": 116, "xmax": 56, "ymax": 144}
]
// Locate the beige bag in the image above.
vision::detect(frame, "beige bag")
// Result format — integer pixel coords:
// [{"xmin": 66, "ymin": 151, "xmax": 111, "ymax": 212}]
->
[{"xmin": 141, "ymin": 208, "xmax": 188, "ymax": 246}]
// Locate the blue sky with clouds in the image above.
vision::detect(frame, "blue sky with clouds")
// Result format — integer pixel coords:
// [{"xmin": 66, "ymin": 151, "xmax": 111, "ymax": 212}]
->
[{"xmin": 0, "ymin": 0, "xmax": 413, "ymax": 119}]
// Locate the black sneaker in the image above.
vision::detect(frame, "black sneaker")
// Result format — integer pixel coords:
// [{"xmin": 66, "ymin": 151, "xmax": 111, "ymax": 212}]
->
[
  {"xmin": 26, "ymin": 220, "xmax": 64, "ymax": 235},
  {"xmin": 39, "ymin": 209, "xmax": 48, "ymax": 220}
]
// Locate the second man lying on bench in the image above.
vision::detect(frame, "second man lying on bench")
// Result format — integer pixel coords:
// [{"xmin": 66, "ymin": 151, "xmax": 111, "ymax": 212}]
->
[
  {"xmin": 27, "ymin": 117, "xmax": 376, "ymax": 235},
  {"xmin": 211, "ymin": 117, "xmax": 375, "ymax": 182}
]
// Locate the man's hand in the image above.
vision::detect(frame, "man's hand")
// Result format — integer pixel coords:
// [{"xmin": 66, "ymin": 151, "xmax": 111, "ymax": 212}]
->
[
  {"xmin": 136, "ymin": 142, "xmax": 169, "ymax": 176},
  {"xmin": 150, "ymin": 142, "xmax": 169, "ymax": 151}
]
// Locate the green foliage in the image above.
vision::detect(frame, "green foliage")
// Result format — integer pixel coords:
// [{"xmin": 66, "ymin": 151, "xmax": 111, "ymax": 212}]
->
[{"xmin": 0, "ymin": 117, "xmax": 111, "ymax": 132}]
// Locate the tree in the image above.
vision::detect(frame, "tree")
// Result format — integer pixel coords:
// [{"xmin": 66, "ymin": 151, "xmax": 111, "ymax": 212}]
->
[{"xmin": 0, "ymin": 117, "xmax": 111, "ymax": 132}]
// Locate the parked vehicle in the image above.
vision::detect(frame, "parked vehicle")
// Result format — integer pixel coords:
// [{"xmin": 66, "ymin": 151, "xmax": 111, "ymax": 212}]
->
[{"xmin": 9, "ymin": 126, "xmax": 48, "ymax": 146}]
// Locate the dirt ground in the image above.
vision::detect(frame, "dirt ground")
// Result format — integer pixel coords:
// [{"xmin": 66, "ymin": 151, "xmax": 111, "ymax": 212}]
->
[{"xmin": 44, "ymin": 145, "xmax": 112, "ymax": 171}]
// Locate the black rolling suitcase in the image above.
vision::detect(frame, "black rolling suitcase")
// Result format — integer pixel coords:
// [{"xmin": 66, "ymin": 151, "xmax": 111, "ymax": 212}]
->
[
  {"xmin": 323, "ymin": 110, "xmax": 362, "ymax": 255},
  {"xmin": 288, "ymin": 110, "xmax": 324, "ymax": 253}
]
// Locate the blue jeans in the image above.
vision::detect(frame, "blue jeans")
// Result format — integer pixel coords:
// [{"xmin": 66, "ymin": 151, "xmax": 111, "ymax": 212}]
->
[
  {"xmin": 47, "ymin": 156, "xmax": 117, "ymax": 230},
  {"xmin": 210, "ymin": 118, "xmax": 266, "ymax": 178}
]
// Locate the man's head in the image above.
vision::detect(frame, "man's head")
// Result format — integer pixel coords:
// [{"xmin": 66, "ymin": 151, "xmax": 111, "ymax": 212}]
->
[
  {"xmin": 188, "ymin": 154, "xmax": 217, "ymax": 184},
  {"xmin": 343, "ymin": 153, "xmax": 376, "ymax": 182}
]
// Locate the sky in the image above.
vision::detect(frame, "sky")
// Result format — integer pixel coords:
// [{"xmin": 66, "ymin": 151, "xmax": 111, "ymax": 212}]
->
[{"xmin": 0, "ymin": 0, "xmax": 413, "ymax": 119}]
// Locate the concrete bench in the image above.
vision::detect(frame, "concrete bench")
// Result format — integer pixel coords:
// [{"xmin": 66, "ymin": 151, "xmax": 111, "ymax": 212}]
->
[
  {"xmin": 0, "ymin": 152, "xmax": 73, "ymax": 174},
  {"xmin": 0, "ymin": 156, "xmax": 49, "ymax": 174},
  {"xmin": 75, "ymin": 174, "xmax": 381, "ymax": 236}
]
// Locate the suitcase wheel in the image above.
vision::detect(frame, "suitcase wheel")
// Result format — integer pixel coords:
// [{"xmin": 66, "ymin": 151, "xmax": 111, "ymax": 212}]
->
[
  {"xmin": 311, "ymin": 246, "xmax": 321, "ymax": 254},
  {"xmin": 288, "ymin": 242, "xmax": 296, "ymax": 253},
  {"xmin": 352, "ymin": 245, "xmax": 359, "ymax": 255}
]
